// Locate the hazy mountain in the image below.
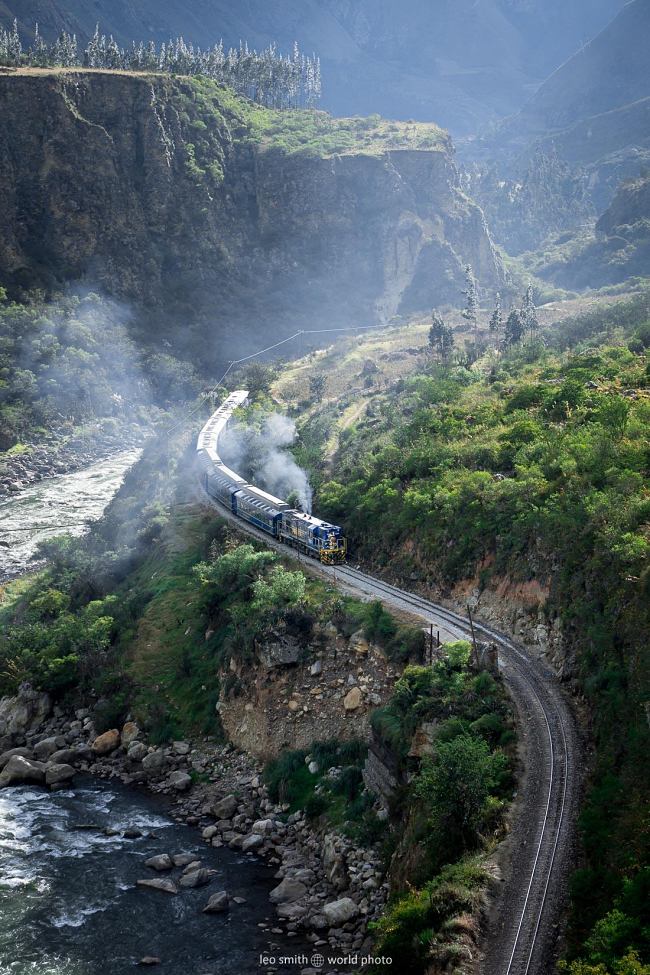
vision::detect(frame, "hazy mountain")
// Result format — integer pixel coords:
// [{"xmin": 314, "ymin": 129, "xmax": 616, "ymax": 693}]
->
[{"xmin": 2, "ymin": 0, "xmax": 624, "ymax": 132}]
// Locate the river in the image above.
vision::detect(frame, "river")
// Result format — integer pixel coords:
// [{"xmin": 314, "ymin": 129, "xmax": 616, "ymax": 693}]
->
[
  {"xmin": 0, "ymin": 449, "xmax": 142, "ymax": 580},
  {"xmin": 0, "ymin": 452, "xmax": 314, "ymax": 974},
  {"xmin": 0, "ymin": 777, "xmax": 309, "ymax": 974}
]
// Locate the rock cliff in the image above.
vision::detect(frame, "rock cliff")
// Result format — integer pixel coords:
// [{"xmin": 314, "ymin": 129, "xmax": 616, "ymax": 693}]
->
[{"xmin": 0, "ymin": 69, "xmax": 502, "ymax": 362}]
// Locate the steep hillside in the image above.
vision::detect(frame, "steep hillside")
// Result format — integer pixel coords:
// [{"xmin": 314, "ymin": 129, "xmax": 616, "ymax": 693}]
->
[
  {"xmin": 274, "ymin": 295, "xmax": 650, "ymax": 974},
  {"xmin": 518, "ymin": 174, "xmax": 650, "ymax": 289},
  {"xmin": 0, "ymin": 69, "xmax": 500, "ymax": 365},
  {"xmin": 1, "ymin": 0, "xmax": 624, "ymax": 133}
]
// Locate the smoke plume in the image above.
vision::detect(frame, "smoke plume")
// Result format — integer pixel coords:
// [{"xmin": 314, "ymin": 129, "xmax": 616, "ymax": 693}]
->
[{"xmin": 220, "ymin": 412, "xmax": 313, "ymax": 512}]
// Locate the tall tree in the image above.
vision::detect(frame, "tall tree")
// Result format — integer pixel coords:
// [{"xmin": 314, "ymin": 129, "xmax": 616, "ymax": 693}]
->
[
  {"xmin": 521, "ymin": 284, "xmax": 539, "ymax": 340},
  {"xmin": 488, "ymin": 292, "xmax": 503, "ymax": 340},
  {"xmin": 461, "ymin": 264, "xmax": 479, "ymax": 341},
  {"xmin": 504, "ymin": 309, "xmax": 525, "ymax": 347},
  {"xmin": 429, "ymin": 312, "xmax": 454, "ymax": 362}
]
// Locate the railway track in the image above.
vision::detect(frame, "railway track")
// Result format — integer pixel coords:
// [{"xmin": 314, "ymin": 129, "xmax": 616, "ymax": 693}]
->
[{"xmin": 198, "ymin": 487, "xmax": 582, "ymax": 975}]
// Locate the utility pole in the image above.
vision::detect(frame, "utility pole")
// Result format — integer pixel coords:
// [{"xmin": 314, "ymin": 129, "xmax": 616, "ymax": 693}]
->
[{"xmin": 467, "ymin": 604, "xmax": 478, "ymax": 655}]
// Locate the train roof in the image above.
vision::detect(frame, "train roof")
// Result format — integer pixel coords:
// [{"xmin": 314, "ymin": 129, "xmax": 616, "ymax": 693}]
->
[
  {"xmin": 240, "ymin": 484, "xmax": 290, "ymax": 509},
  {"xmin": 208, "ymin": 464, "xmax": 247, "ymax": 487},
  {"xmin": 287, "ymin": 511, "xmax": 342, "ymax": 531},
  {"xmin": 196, "ymin": 389, "xmax": 249, "ymax": 454},
  {"xmin": 234, "ymin": 485, "xmax": 287, "ymax": 516},
  {"xmin": 212, "ymin": 462, "xmax": 247, "ymax": 484}
]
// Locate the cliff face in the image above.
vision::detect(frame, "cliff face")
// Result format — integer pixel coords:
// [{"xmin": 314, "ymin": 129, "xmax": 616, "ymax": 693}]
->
[{"xmin": 0, "ymin": 70, "xmax": 501, "ymax": 361}]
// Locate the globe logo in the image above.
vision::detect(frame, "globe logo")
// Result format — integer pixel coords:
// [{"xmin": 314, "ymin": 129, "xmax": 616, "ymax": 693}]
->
[{"xmin": 311, "ymin": 953, "xmax": 325, "ymax": 969}]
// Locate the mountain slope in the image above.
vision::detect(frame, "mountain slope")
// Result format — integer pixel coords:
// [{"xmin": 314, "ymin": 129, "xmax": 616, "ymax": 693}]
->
[
  {"xmin": 1, "ymin": 0, "xmax": 624, "ymax": 132},
  {"xmin": 490, "ymin": 0, "xmax": 650, "ymax": 207}
]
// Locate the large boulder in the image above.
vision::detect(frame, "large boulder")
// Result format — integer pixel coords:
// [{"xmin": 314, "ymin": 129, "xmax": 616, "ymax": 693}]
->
[
  {"xmin": 136, "ymin": 878, "xmax": 178, "ymax": 894},
  {"xmin": 179, "ymin": 868, "xmax": 211, "ymax": 889},
  {"xmin": 45, "ymin": 763, "xmax": 76, "ymax": 787},
  {"xmin": 213, "ymin": 795, "xmax": 238, "ymax": 819},
  {"xmin": 142, "ymin": 750, "xmax": 166, "ymax": 772},
  {"xmin": 0, "ymin": 747, "xmax": 32, "ymax": 770},
  {"xmin": 0, "ymin": 684, "xmax": 51, "ymax": 736},
  {"xmin": 49, "ymin": 748, "xmax": 76, "ymax": 765},
  {"xmin": 167, "ymin": 771, "xmax": 192, "ymax": 792},
  {"xmin": 144, "ymin": 854, "xmax": 173, "ymax": 871},
  {"xmin": 92, "ymin": 729, "xmax": 120, "ymax": 755},
  {"xmin": 121, "ymin": 722, "xmax": 141, "ymax": 747},
  {"xmin": 127, "ymin": 741, "xmax": 148, "ymax": 762},
  {"xmin": 241, "ymin": 833, "xmax": 264, "ymax": 852},
  {"xmin": 269, "ymin": 878, "xmax": 308, "ymax": 905},
  {"xmin": 276, "ymin": 901, "xmax": 308, "ymax": 921},
  {"xmin": 203, "ymin": 891, "xmax": 229, "ymax": 913},
  {"xmin": 322, "ymin": 897, "xmax": 358, "ymax": 926},
  {"xmin": 0, "ymin": 754, "xmax": 47, "ymax": 788},
  {"xmin": 33, "ymin": 736, "xmax": 62, "ymax": 761}
]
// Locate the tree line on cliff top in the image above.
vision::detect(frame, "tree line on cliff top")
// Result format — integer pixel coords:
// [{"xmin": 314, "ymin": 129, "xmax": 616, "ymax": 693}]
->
[{"xmin": 0, "ymin": 18, "xmax": 322, "ymax": 109}]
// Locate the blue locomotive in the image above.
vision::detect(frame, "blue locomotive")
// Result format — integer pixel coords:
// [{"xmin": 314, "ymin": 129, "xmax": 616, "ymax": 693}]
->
[{"xmin": 197, "ymin": 390, "xmax": 347, "ymax": 565}]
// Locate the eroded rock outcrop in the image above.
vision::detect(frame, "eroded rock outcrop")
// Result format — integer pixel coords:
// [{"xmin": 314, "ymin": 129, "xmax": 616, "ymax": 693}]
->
[{"xmin": 0, "ymin": 71, "xmax": 502, "ymax": 358}]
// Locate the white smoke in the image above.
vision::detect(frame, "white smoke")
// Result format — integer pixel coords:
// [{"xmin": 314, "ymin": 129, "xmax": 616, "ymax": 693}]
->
[{"xmin": 220, "ymin": 412, "xmax": 313, "ymax": 512}]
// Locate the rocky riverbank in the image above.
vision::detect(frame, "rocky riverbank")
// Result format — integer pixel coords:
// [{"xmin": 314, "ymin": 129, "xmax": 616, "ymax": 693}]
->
[
  {"xmin": 0, "ymin": 421, "xmax": 148, "ymax": 499},
  {"xmin": 0, "ymin": 684, "xmax": 387, "ymax": 962}
]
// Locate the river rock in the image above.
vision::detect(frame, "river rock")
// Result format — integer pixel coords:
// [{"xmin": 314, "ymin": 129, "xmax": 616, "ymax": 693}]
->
[
  {"xmin": 142, "ymin": 750, "xmax": 166, "ymax": 771},
  {"xmin": 349, "ymin": 630, "xmax": 370, "ymax": 656},
  {"xmin": 241, "ymin": 833, "xmax": 264, "ymax": 852},
  {"xmin": 0, "ymin": 754, "xmax": 47, "ymax": 787},
  {"xmin": 343, "ymin": 687, "xmax": 362, "ymax": 711},
  {"xmin": 276, "ymin": 901, "xmax": 307, "ymax": 921},
  {"xmin": 92, "ymin": 729, "xmax": 120, "ymax": 755},
  {"xmin": 121, "ymin": 722, "xmax": 140, "ymax": 747},
  {"xmin": 144, "ymin": 854, "xmax": 173, "ymax": 871},
  {"xmin": 179, "ymin": 868, "xmax": 211, "ymax": 889},
  {"xmin": 49, "ymin": 748, "xmax": 76, "ymax": 765},
  {"xmin": 269, "ymin": 878, "xmax": 308, "ymax": 905},
  {"xmin": 167, "ymin": 770, "xmax": 192, "ymax": 792},
  {"xmin": 33, "ymin": 736, "xmax": 62, "ymax": 761},
  {"xmin": 172, "ymin": 853, "xmax": 197, "ymax": 867},
  {"xmin": 136, "ymin": 878, "xmax": 178, "ymax": 894},
  {"xmin": 0, "ymin": 746, "xmax": 32, "ymax": 769},
  {"xmin": 251, "ymin": 818, "xmax": 276, "ymax": 834},
  {"xmin": 45, "ymin": 763, "xmax": 76, "ymax": 787},
  {"xmin": 181, "ymin": 860, "xmax": 202, "ymax": 873},
  {"xmin": 137, "ymin": 958, "xmax": 161, "ymax": 967},
  {"xmin": 203, "ymin": 891, "xmax": 229, "ymax": 913},
  {"xmin": 74, "ymin": 744, "xmax": 93, "ymax": 762},
  {"xmin": 322, "ymin": 897, "xmax": 358, "ymax": 926},
  {"xmin": 213, "ymin": 795, "xmax": 238, "ymax": 819},
  {"xmin": 127, "ymin": 741, "xmax": 148, "ymax": 762},
  {"xmin": 172, "ymin": 740, "xmax": 190, "ymax": 755}
]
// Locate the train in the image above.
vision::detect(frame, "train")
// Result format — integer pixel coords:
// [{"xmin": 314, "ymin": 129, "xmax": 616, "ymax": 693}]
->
[{"xmin": 196, "ymin": 390, "xmax": 347, "ymax": 565}]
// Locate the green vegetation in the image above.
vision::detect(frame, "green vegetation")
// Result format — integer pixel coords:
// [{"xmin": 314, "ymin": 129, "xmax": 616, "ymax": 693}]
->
[
  {"xmin": 263, "ymin": 739, "xmax": 381, "ymax": 844},
  {"xmin": 184, "ymin": 76, "xmax": 446, "ymax": 159},
  {"xmin": 368, "ymin": 647, "xmax": 513, "ymax": 972},
  {"xmin": 295, "ymin": 294, "xmax": 650, "ymax": 972}
]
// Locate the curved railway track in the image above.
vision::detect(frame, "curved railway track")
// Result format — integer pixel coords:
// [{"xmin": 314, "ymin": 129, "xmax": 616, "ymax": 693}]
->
[{"xmin": 198, "ymin": 486, "xmax": 582, "ymax": 975}]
